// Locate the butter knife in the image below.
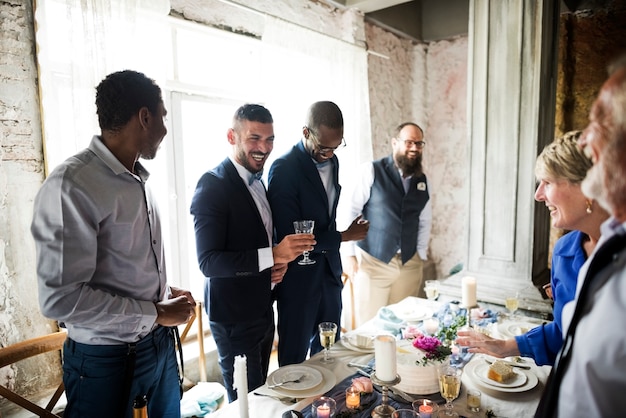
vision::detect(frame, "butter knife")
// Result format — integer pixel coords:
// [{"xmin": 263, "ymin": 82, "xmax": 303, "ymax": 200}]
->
[{"xmin": 484, "ymin": 358, "xmax": 531, "ymax": 370}]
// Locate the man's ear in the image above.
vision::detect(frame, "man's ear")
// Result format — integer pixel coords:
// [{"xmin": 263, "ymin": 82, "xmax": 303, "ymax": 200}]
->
[
  {"xmin": 227, "ymin": 128, "xmax": 236, "ymax": 145},
  {"xmin": 138, "ymin": 107, "xmax": 150, "ymax": 129}
]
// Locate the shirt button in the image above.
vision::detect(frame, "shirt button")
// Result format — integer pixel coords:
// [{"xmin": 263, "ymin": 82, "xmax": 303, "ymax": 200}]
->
[{"xmin": 153, "ymin": 240, "xmax": 157, "ymax": 244}]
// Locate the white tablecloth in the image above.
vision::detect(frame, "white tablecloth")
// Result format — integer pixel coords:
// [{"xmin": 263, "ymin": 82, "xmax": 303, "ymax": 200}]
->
[{"xmin": 209, "ymin": 297, "xmax": 552, "ymax": 418}]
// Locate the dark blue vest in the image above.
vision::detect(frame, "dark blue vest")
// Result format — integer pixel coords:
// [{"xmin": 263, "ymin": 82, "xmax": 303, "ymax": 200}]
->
[{"xmin": 357, "ymin": 156, "xmax": 429, "ymax": 264}]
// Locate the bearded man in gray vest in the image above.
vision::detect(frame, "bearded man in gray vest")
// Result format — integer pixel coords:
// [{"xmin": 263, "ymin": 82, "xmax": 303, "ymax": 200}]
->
[{"xmin": 343, "ymin": 122, "xmax": 432, "ymax": 326}]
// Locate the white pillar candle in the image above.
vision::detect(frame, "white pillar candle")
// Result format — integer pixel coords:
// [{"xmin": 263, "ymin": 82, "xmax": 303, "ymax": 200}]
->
[
  {"xmin": 462, "ymin": 276, "xmax": 477, "ymax": 308},
  {"xmin": 423, "ymin": 317, "xmax": 440, "ymax": 335},
  {"xmin": 374, "ymin": 335, "xmax": 397, "ymax": 382},
  {"xmin": 233, "ymin": 355, "xmax": 249, "ymax": 418}
]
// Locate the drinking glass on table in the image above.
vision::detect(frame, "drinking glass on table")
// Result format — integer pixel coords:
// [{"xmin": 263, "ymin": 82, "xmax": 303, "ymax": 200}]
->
[
  {"xmin": 318, "ymin": 322, "xmax": 337, "ymax": 363},
  {"xmin": 505, "ymin": 291, "xmax": 520, "ymax": 318},
  {"xmin": 424, "ymin": 280, "xmax": 440, "ymax": 301},
  {"xmin": 293, "ymin": 220, "xmax": 315, "ymax": 265},
  {"xmin": 438, "ymin": 364, "xmax": 462, "ymax": 417}
]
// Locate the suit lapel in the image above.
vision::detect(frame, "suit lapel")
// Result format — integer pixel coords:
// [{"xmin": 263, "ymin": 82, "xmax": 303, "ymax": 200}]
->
[
  {"xmin": 222, "ymin": 159, "xmax": 266, "ymax": 234},
  {"xmin": 295, "ymin": 142, "xmax": 330, "ymax": 206}
]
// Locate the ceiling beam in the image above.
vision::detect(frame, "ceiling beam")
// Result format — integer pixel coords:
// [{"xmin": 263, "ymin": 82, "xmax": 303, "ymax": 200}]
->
[{"xmin": 344, "ymin": 0, "xmax": 414, "ymax": 13}]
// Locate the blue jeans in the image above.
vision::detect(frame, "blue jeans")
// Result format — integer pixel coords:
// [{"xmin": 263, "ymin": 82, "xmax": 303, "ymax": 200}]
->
[
  {"xmin": 62, "ymin": 326, "xmax": 181, "ymax": 418},
  {"xmin": 210, "ymin": 308, "xmax": 274, "ymax": 402}
]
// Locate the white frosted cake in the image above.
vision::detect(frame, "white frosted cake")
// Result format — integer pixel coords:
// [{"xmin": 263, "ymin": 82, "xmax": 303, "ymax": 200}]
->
[{"xmin": 394, "ymin": 340, "xmax": 442, "ymax": 395}]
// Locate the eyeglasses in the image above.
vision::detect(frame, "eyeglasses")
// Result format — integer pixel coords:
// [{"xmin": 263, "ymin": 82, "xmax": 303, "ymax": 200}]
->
[
  {"xmin": 306, "ymin": 127, "xmax": 346, "ymax": 156},
  {"xmin": 399, "ymin": 139, "xmax": 426, "ymax": 149}
]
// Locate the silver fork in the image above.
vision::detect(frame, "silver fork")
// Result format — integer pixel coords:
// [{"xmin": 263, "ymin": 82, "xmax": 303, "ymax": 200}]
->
[
  {"xmin": 267, "ymin": 374, "xmax": 304, "ymax": 389},
  {"xmin": 253, "ymin": 392, "xmax": 298, "ymax": 404}
]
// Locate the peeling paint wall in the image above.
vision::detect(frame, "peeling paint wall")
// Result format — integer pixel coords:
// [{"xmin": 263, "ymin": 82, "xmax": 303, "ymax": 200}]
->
[
  {"xmin": 366, "ymin": 21, "xmax": 469, "ymax": 279},
  {"xmin": 0, "ymin": 0, "xmax": 63, "ymax": 410}
]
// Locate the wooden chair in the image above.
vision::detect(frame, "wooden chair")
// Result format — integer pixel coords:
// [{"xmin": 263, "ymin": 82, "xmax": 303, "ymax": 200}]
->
[
  {"xmin": 0, "ymin": 331, "xmax": 66, "ymax": 418},
  {"xmin": 178, "ymin": 301, "xmax": 207, "ymax": 382}
]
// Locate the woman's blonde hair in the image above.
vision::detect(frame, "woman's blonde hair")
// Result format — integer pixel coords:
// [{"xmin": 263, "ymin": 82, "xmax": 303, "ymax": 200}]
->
[{"xmin": 535, "ymin": 130, "xmax": 592, "ymax": 184}]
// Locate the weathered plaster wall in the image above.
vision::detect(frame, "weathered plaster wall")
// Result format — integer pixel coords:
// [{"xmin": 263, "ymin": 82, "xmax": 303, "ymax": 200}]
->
[
  {"xmin": 0, "ymin": 0, "xmax": 62, "ymax": 410},
  {"xmin": 365, "ymin": 21, "xmax": 469, "ymax": 279}
]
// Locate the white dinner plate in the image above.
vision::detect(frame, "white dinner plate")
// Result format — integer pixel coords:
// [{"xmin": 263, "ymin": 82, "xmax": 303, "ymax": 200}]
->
[
  {"xmin": 268, "ymin": 364, "xmax": 322, "ymax": 391},
  {"xmin": 472, "ymin": 362, "xmax": 527, "ymax": 388},
  {"xmin": 465, "ymin": 361, "xmax": 538, "ymax": 393},
  {"xmin": 393, "ymin": 306, "xmax": 433, "ymax": 323},
  {"xmin": 497, "ymin": 321, "xmax": 539, "ymax": 338},
  {"xmin": 268, "ymin": 365, "xmax": 337, "ymax": 398}
]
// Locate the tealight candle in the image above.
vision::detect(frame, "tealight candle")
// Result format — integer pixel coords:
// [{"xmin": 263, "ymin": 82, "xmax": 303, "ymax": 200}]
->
[
  {"xmin": 412, "ymin": 398, "xmax": 437, "ymax": 418},
  {"xmin": 345, "ymin": 386, "xmax": 360, "ymax": 409},
  {"xmin": 317, "ymin": 404, "xmax": 331, "ymax": 418},
  {"xmin": 374, "ymin": 334, "xmax": 397, "ymax": 382},
  {"xmin": 462, "ymin": 276, "xmax": 477, "ymax": 308},
  {"xmin": 423, "ymin": 317, "xmax": 439, "ymax": 335}
]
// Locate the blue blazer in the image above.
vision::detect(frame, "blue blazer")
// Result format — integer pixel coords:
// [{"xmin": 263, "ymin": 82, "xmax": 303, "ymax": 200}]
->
[
  {"xmin": 190, "ymin": 158, "xmax": 272, "ymax": 323},
  {"xmin": 267, "ymin": 141, "xmax": 343, "ymax": 295}
]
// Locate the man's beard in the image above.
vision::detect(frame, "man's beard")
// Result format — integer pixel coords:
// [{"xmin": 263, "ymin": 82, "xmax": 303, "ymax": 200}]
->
[
  {"xmin": 581, "ymin": 162, "xmax": 611, "ymax": 213},
  {"xmin": 395, "ymin": 153, "xmax": 423, "ymax": 177}
]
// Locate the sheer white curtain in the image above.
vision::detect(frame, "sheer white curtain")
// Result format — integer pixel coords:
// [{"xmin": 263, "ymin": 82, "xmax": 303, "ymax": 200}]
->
[
  {"xmin": 261, "ymin": 16, "xmax": 372, "ymax": 230},
  {"xmin": 34, "ymin": 0, "xmax": 170, "ymax": 174}
]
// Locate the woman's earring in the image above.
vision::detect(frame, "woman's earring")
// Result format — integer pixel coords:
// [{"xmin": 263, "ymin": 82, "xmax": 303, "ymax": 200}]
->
[{"xmin": 586, "ymin": 200, "xmax": 593, "ymax": 214}]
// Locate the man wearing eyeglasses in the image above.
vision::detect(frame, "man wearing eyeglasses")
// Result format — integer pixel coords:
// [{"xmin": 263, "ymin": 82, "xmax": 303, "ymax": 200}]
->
[
  {"xmin": 267, "ymin": 101, "xmax": 369, "ymax": 366},
  {"xmin": 342, "ymin": 122, "xmax": 432, "ymax": 327}
]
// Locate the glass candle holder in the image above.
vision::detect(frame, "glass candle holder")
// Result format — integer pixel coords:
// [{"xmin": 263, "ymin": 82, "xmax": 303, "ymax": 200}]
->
[
  {"xmin": 311, "ymin": 396, "xmax": 336, "ymax": 418},
  {"xmin": 412, "ymin": 398, "xmax": 438, "ymax": 418},
  {"xmin": 345, "ymin": 386, "xmax": 360, "ymax": 409},
  {"xmin": 467, "ymin": 388, "xmax": 481, "ymax": 412}
]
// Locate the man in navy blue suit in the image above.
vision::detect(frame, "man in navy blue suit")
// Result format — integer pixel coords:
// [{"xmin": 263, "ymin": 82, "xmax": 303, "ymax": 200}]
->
[
  {"xmin": 268, "ymin": 101, "xmax": 369, "ymax": 366},
  {"xmin": 190, "ymin": 104, "xmax": 315, "ymax": 402}
]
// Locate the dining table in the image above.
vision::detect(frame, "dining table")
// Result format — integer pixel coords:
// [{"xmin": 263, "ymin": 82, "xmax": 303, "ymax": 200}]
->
[{"xmin": 208, "ymin": 296, "xmax": 552, "ymax": 418}]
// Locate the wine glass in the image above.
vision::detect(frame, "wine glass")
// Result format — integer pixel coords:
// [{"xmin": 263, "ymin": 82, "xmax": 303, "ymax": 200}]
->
[
  {"xmin": 505, "ymin": 291, "xmax": 520, "ymax": 318},
  {"xmin": 293, "ymin": 220, "xmax": 315, "ymax": 265},
  {"xmin": 318, "ymin": 322, "xmax": 337, "ymax": 363},
  {"xmin": 438, "ymin": 364, "xmax": 462, "ymax": 417},
  {"xmin": 424, "ymin": 280, "xmax": 440, "ymax": 301}
]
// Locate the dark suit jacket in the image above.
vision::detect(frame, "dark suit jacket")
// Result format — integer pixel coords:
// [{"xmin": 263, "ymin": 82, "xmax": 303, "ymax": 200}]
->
[
  {"xmin": 267, "ymin": 141, "xmax": 343, "ymax": 297},
  {"xmin": 190, "ymin": 158, "xmax": 272, "ymax": 323}
]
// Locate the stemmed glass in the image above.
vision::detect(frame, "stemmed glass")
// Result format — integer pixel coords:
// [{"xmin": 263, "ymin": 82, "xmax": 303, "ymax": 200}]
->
[
  {"xmin": 438, "ymin": 364, "xmax": 462, "ymax": 417},
  {"xmin": 505, "ymin": 291, "xmax": 520, "ymax": 319},
  {"xmin": 318, "ymin": 322, "xmax": 337, "ymax": 363},
  {"xmin": 293, "ymin": 220, "xmax": 315, "ymax": 265}
]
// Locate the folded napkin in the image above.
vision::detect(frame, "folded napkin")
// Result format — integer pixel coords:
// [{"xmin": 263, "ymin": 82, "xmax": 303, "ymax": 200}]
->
[
  {"xmin": 374, "ymin": 307, "xmax": 405, "ymax": 337},
  {"xmin": 180, "ymin": 382, "xmax": 226, "ymax": 417}
]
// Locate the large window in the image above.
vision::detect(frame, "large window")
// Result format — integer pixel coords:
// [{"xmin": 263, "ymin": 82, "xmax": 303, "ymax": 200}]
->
[{"xmin": 35, "ymin": 1, "xmax": 371, "ymax": 302}]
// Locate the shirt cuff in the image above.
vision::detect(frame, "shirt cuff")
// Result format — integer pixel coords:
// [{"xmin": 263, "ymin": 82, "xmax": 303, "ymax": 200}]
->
[{"xmin": 258, "ymin": 247, "xmax": 274, "ymax": 272}]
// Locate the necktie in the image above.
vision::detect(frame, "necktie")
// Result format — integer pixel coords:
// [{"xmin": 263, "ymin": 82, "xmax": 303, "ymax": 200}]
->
[{"xmin": 535, "ymin": 232, "xmax": 626, "ymax": 417}]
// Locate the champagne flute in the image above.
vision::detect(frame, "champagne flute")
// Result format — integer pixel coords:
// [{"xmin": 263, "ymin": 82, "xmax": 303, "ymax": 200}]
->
[
  {"xmin": 505, "ymin": 291, "xmax": 520, "ymax": 318},
  {"xmin": 318, "ymin": 322, "xmax": 337, "ymax": 363},
  {"xmin": 293, "ymin": 220, "xmax": 315, "ymax": 265},
  {"xmin": 438, "ymin": 364, "xmax": 462, "ymax": 417},
  {"xmin": 424, "ymin": 280, "xmax": 440, "ymax": 301}
]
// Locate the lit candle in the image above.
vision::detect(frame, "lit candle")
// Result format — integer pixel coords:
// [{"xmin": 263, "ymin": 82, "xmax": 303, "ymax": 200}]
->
[
  {"xmin": 418, "ymin": 400, "xmax": 434, "ymax": 418},
  {"xmin": 423, "ymin": 317, "xmax": 439, "ymax": 335},
  {"xmin": 374, "ymin": 334, "xmax": 397, "ymax": 382},
  {"xmin": 317, "ymin": 404, "xmax": 331, "ymax": 418},
  {"xmin": 462, "ymin": 276, "xmax": 477, "ymax": 308},
  {"xmin": 233, "ymin": 355, "xmax": 249, "ymax": 418},
  {"xmin": 346, "ymin": 386, "xmax": 360, "ymax": 409}
]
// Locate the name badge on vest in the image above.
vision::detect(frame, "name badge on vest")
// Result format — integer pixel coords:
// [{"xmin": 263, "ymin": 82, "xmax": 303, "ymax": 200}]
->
[{"xmin": 417, "ymin": 182, "xmax": 426, "ymax": 191}]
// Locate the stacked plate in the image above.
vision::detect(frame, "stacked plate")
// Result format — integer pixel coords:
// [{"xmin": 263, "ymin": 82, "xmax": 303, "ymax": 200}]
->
[
  {"xmin": 266, "ymin": 364, "xmax": 336, "ymax": 398},
  {"xmin": 465, "ymin": 360, "xmax": 538, "ymax": 393},
  {"xmin": 341, "ymin": 332, "xmax": 376, "ymax": 353},
  {"xmin": 392, "ymin": 306, "xmax": 433, "ymax": 323}
]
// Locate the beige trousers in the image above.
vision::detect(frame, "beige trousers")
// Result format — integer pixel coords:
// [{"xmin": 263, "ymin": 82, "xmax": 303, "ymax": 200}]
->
[{"xmin": 354, "ymin": 247, "xmax": 425, "ymax": 327}]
